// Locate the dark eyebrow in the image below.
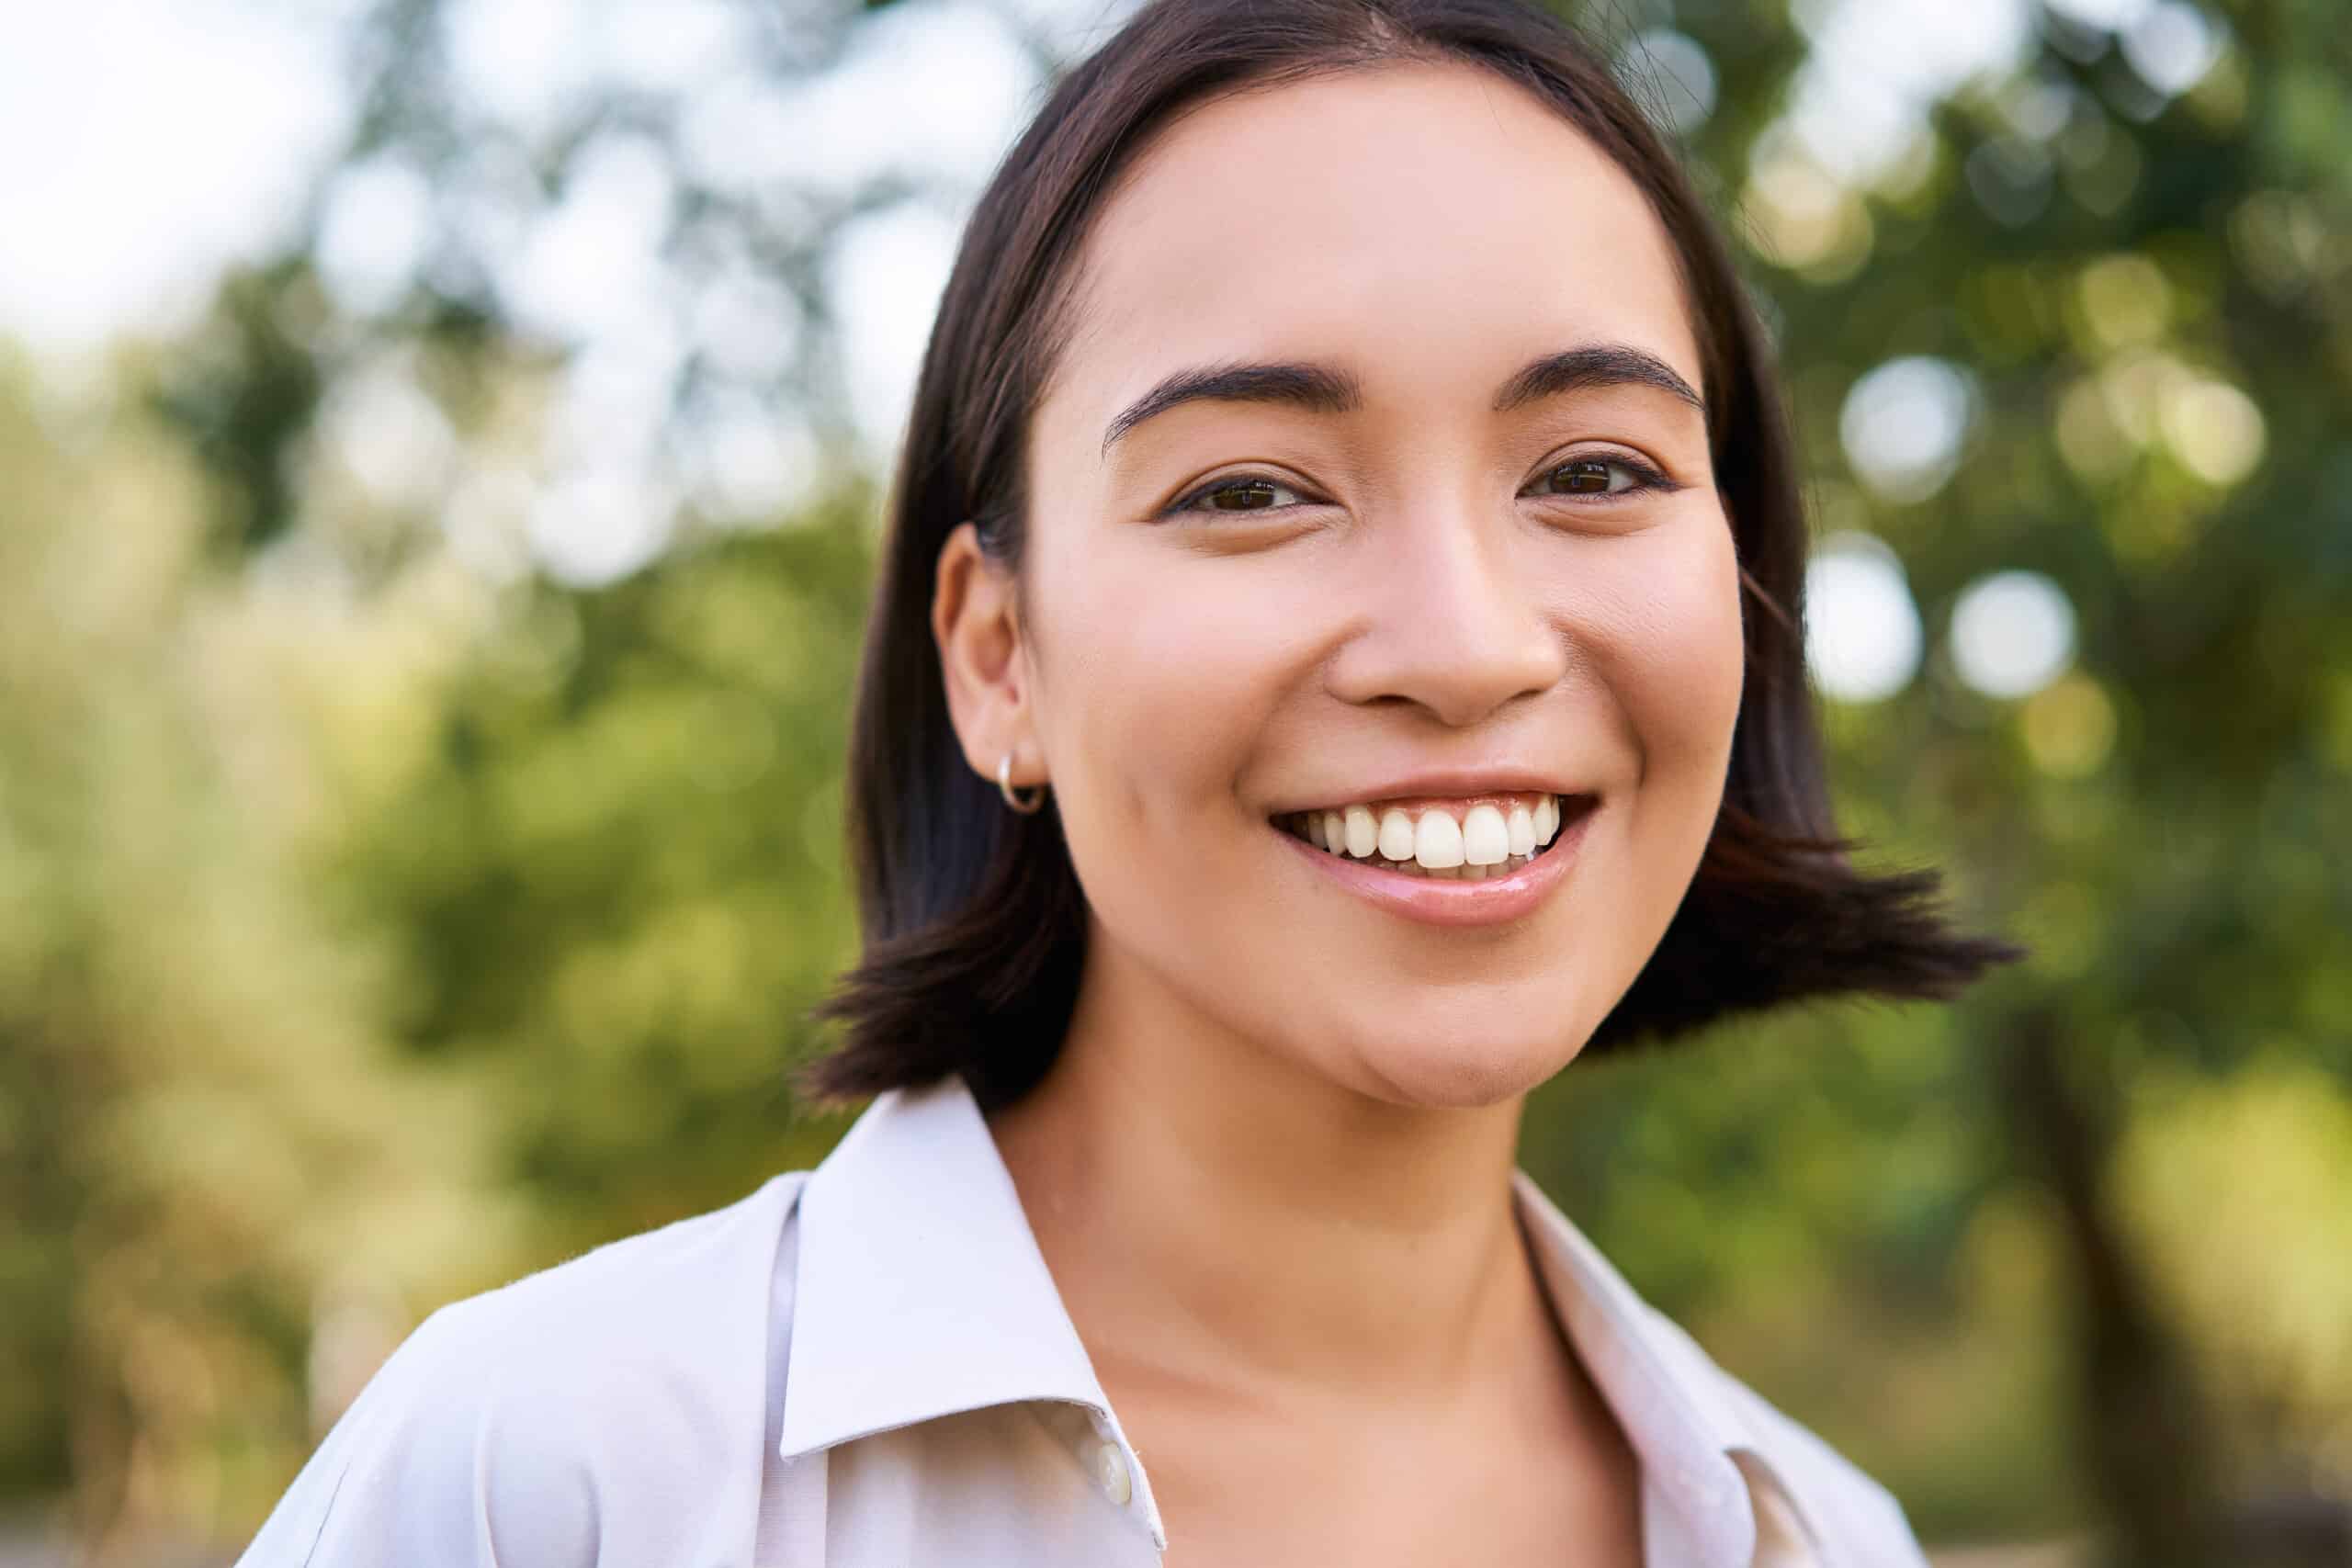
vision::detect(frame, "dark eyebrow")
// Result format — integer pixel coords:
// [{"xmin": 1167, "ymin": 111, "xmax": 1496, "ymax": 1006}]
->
[{"xmin": 1099, "ymin": 343, "xmax": 1705, "ymax": 457}]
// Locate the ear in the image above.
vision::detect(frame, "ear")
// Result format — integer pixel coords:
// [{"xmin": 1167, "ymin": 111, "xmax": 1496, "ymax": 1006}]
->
[{"xmin": 933, "ymin": 522, "xmax": 1041, "ymax": 791}]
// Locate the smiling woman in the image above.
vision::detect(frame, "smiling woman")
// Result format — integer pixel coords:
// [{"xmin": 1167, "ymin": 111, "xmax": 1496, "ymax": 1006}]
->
[{"xmin": 233, "ymin": 3, "xmax": 2023, "ymax": 1566}]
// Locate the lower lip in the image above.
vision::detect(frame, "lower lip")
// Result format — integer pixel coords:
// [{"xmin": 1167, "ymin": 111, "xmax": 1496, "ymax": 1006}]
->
[{"xmin": 1273, "ymin": 799, "xmax": 1597, "ymax": 928}]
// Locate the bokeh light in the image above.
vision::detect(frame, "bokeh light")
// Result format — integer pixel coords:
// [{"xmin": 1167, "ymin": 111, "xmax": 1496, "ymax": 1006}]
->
[
  {"xmin": 1804, "ymin": 531, "xmax": 1924, "ymax": 703},
  {"xmin": 1839, "ymin": 356, "xmax": 1977, "ymax": 503},
  {"xmin": 314, "ymin": 156, "xmax": 435, "ymax": 316},
  {"xmin": 2121, "ymin": 2, "xmax": 2223, "ymax": 96},
  {"xmin": 2021, "ymin": 671, "xmax": 2120, "ymax": 776},
  {"xmin": 1950, "ymin": 570, "xmax": 2077, "ymax": 699},
  {"xmin": 2162, "ymin": 377, "xmax": 2267, "ymax": 487}
]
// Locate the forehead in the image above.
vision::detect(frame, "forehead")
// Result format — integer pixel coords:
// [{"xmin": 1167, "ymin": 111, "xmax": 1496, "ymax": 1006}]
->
[{"xmin": 1052, "ymin": 60, "xmax": 1702, "ymax": 432}]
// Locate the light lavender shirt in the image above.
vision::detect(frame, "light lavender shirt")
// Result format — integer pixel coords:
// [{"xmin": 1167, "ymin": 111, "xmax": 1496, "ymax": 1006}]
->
[{"xmin": 233, "ymin": 1074, "xmax": 1929, "ymax": 1566}]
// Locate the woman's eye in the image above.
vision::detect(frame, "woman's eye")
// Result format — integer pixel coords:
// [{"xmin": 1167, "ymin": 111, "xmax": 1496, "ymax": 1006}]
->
[
  {"xmin": 1169, "ymin": 475, "xmax": 1308, "ymax": 514},
  {"xmin": 1532, "ymin": 457, "xmax": 1664, "ymax": 499}
]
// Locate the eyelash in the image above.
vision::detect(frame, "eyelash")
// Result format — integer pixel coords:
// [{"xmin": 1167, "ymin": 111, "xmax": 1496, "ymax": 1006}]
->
[{"xmin": 1160, "ymin": 455, "xmax": 1677, "ymax": 519}]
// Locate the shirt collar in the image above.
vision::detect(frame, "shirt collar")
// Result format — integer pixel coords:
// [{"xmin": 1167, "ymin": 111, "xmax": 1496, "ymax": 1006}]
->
[{"xmin": 781, "ymin": 1074, "xmax": 1825, "ymax": 1565}]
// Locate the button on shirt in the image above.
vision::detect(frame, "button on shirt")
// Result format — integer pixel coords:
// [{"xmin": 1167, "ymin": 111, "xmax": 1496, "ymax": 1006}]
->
[{"xmin": 233, "ymin": 1074, "xmax": 1931, "ymax": 1567}]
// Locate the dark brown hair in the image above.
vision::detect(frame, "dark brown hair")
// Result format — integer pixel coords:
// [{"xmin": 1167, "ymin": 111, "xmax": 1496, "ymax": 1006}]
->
[{"xmin": 801, "ymin": 0, "xmax": 2024, "ymax": 1111}]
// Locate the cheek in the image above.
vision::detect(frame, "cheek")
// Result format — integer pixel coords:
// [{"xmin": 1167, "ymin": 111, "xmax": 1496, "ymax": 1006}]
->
[
  {"xmin": 1025, "ymin": 537, "xmax": 1294, "ymax": 848},
  {"xmin": 1586, "ymin": 511, "xmax": 1746, "ymax": 784}
]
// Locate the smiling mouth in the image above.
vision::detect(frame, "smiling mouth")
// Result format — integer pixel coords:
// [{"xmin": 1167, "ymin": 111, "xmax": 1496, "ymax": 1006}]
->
[{"xmin": 1272, "ymin": 793, "xmax": 1596, "ymax": 879}]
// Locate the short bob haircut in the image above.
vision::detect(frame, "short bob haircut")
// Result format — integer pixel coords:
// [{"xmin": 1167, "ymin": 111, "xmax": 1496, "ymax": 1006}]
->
[{"xmin": 804, "ymin": 0, "xmax": 2024, "ymax": 1112}]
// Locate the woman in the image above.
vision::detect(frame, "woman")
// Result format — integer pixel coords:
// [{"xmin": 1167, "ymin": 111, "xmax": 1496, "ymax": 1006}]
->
[{"xmin": 237, "ymin": 0, "xmax": 2021, "ymax": 1562}]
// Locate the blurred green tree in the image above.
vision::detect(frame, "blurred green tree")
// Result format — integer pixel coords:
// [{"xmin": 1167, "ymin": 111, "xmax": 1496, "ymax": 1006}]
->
[{"xmin": 0, "ymin": 349, "xmax": 523, "ymax": 1558}]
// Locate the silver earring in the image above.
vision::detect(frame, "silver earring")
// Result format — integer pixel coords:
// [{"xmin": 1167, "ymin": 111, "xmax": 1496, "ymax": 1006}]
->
[{"xmin": 997, "ymin": 751, "xmax": 1046, "ymax": 814}]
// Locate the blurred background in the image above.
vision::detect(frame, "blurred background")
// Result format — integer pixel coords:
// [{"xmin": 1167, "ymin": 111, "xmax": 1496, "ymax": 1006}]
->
[{"xmin": 0, "ymin": 0, "xmax": 2346, "ymax": 1562}]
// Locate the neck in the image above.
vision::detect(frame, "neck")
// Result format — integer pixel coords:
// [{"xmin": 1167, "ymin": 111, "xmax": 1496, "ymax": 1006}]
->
[{"xmin": 985, "ymin": 931, "xmax": 1560, "ymax": 1416}]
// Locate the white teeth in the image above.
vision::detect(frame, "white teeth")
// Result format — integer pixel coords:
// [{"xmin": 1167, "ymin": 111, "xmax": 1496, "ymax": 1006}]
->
[
  {"xmin": 1288, "ymin": 795, "xmax": 1570, "ymax": 869},
  {"xmin": 1507, "ymin": 804, "xmax": 1535, "ymax": 858},
  {"xmin": 1460, "ymin": 805, "xmax": 1509, "ymax": 866},
  {"xmin": 1412, "ymin": 809, "xmax": 1464, "ymax": 869}
]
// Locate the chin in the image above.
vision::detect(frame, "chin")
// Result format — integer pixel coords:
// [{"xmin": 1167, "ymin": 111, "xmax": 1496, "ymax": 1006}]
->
[{"xmin": 1351, "ymin": 1026, "xmax": 1588, "ymax": 1110}]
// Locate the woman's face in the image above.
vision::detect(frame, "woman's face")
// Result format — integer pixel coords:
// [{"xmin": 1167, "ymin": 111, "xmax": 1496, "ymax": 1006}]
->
[{"xmin": 987, "ymin": 61, "xmax": 1743, "ymax": 1110}]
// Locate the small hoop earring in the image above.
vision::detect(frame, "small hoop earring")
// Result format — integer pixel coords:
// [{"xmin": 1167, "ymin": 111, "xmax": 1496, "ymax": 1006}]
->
[{"xmin": 997, "ymin": 752, "xmax": 1046, "ymax": 814}]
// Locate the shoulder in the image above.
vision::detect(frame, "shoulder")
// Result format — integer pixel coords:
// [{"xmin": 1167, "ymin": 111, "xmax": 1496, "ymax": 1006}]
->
[
  {"xmin": 235, "ymin": 1170, "xmax": 811, "ymax": 1568},
  {"xmin": 1635, "ymin": 1300, "xmax": 1933, "ymax": 1568}
]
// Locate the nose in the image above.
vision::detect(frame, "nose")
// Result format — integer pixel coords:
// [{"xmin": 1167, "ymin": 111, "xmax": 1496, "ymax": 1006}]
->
[{"xmin": 1324, "ymin": 503, "xmax": 1568, "ymax": 728}]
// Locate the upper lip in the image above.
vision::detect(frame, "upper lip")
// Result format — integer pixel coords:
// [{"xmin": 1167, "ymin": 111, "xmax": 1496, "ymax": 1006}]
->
[{"xmin": 1267, "ymin": 766, "xmax": 1592, "ymax": 816}]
